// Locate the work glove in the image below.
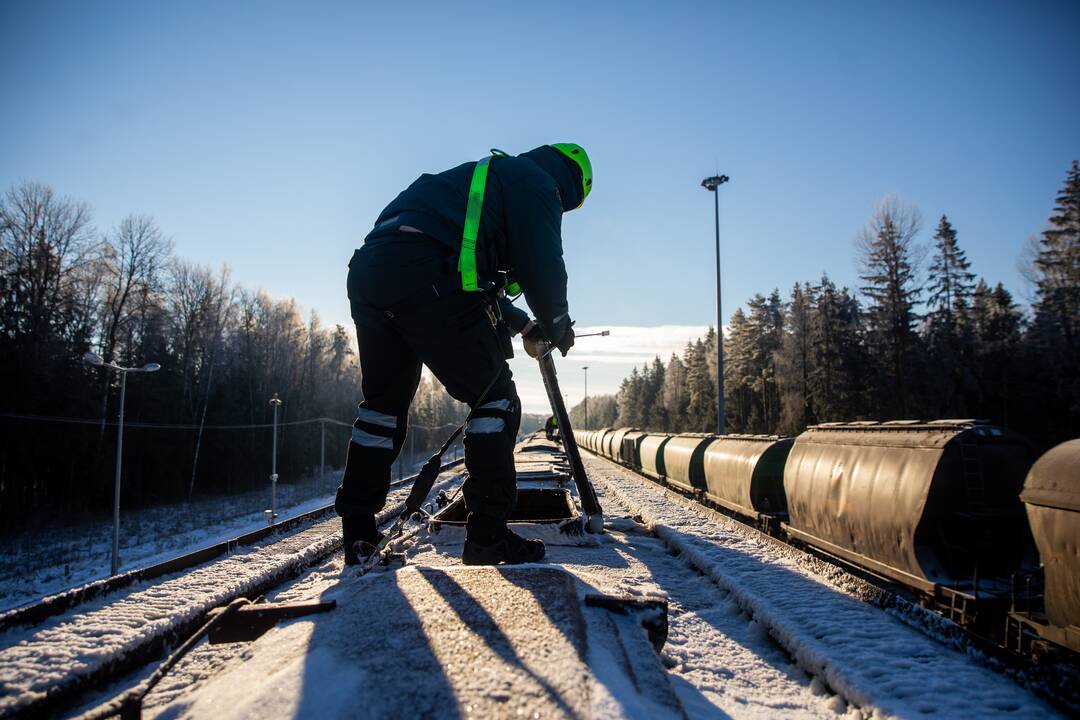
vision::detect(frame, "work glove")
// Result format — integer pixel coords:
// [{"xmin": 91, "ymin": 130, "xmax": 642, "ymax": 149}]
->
[
  {"xmin": 522, "ymin": 321, "xmax": 547, "ymax": 359},
  {"xmin": 554, "ymin": 324, "xmax": 575, "ymax": 357}
]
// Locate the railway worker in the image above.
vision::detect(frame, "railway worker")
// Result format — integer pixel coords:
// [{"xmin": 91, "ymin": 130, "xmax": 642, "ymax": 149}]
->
[
  {"xmin": 337, "ymin": 143, "xmax": 592, "ymax": 566},
  {"xmin": 545, "ymin": 415, "xmax": 559, "ymax": 441}
]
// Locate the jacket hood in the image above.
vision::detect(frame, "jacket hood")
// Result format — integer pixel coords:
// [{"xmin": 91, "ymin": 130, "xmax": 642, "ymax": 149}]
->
[{"xmin": 520, "ymin": 145, "xmax": 583, "ymax": 211}]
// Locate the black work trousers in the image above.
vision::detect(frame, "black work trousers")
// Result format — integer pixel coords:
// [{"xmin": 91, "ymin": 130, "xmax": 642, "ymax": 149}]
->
[{"xmin": 335, "ymin": 234, "xmax": 521, "ymax": 521}]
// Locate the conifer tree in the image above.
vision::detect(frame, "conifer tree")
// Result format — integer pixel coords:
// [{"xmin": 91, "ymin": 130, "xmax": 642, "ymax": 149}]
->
[
  {"xmin": 660, "ymin": 353, "xmax": 688, "ymax": 431},
  {"xmin": 777, "ymin": 282, "xmax": 816, "ymax": 434},
  {"xmin": 723, "ymin": 312, "xmax": 753, "ymax": 432},
  {"xmin": 926, "ymin": 215, "xmax": 976, "ymax": 321},
  {"xmin": 810, "ymin": 275, "xmax": 866, "ymax": 422},
  {"xmin": 857, "ymin": 196, "xmax": 924, "ymax": 418},
  {"xmin": 970, "ymin": 280, "xmax": 1023, "ymax": 427},
  {"xmin": 686, "ymin": 336, "xmax": 717, "ymax": 432},
  {"xmin": 1028, "ymin": 161, "xmax": 1080, "ymax": 435},
  {"xmin": 749, "ymin": 290, "xmax": 784, "ymax": 432},
  {"xmin": 923, "ymin": 214, "xmax": 976, "ymax": 416},
  {"xmin": 644, "ymin": 356, "xmax": 667, "ymax": 429}
]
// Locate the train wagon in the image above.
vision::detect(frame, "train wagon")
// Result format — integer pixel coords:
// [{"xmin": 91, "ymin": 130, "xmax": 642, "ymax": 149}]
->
[
  {"xmin": 604, "ymin": 427, "xmax": 637, "ymax": 461},
  {"xmin": 593, "ymin": 428, "xmax": 613, "ymax": 454},
  {"xmin": 662, "ymin": 434, "xmax": 715, "ymax": 494},
  {"xmin": 702, "ymin": 435, "xmax": 794, "ymax": 519},
  {"xmin": 782, "ymin": 420, "xmax": 1032, "ymax": 592},
  {"xmin": 1013, "ymin": 439, "xmax": 1080, "ymax": 653},
  {"xmin": 638, "ymin": 434, "xmax": 674, "ymax": 481},
  {"xmin": 620, "ymin": 430, "xmax": 648, "ymax": 468}
]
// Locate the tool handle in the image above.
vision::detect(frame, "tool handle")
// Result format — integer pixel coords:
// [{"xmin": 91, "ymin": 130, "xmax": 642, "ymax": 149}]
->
[{"xmin": 537, "ymin": 353, "xmax": 603, "ymax": 526}]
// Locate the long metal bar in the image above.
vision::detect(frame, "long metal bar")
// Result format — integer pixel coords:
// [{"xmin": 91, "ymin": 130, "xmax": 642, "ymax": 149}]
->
[
  {"xmin": 0, "ymin": 459, "xmax": 465, "ymax": 633},
  {"xmin": 537, "ymin": 352, "xmax": 603, "ymax": 531}
]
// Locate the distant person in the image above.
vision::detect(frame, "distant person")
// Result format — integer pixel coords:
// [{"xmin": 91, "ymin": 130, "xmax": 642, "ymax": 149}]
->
[
  {"xmin": 545, "ymin": 415, "xmax": 559, "ymax": 441},
  {"xmin": 337, "ymin": 144, "xmax": 592, "ymax": 566}
]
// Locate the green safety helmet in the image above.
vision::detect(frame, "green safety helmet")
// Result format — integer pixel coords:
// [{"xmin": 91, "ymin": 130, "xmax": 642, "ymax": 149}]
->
[{"xmin": 549, "ymin": 143, "xmax": 593, "ymax": 208}]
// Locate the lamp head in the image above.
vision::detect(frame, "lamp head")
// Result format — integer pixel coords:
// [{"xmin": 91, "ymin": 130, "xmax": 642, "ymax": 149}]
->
[
  {"xmin": 701, "ymin": 174, "xmax": 730, "ymax": 191},
  {"xmin": 83, "ymin": 352, "xmax": 104, "ymax": 367},
  {"xmin": 142, "ymin": 363, "xmax": 161, "ymax": 373}
]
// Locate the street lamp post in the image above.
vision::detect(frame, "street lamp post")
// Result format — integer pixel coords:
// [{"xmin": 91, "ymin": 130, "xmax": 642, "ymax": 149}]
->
[
  {"xmin": 267, "ymin": 394, "xmax": 282, "ymax": 525},
  {"xmin": 83, "ymin": 352, "xmax": 160, "ymax": 576},
  {"xmin": 582, "ymin": 366, "xmax": 590, "ymax": 429},
  {"xmin": 701, "ymin": 174, "xmax": 730, "ymax": 435}
]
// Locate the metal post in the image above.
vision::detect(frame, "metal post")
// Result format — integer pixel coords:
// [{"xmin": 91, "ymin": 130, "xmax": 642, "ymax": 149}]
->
[
  {"xmin": 582, "ymin": 366, "xmax": 589, "ymax": 429},
  {"xmin": 702, "ymin": 174, "xmax": 730, "ymax": 435},
  {"xmin": 319, "ymin": 419, "xmax": 326, "ymax": 480},
  {"xmin": 112, "ymin": 371, "xmax": 127, "ymax": 576},
  {"xmin": 82, "ymin": 352, "xmax": 159, "ymax": 578},
  {"xmin": 269, "ymin": 394, "xmax": 281, "ymax": 525}
]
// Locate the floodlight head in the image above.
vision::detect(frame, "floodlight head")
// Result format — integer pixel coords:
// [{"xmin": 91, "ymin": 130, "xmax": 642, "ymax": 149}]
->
[
  {"xmin": 142, "ymin": 363, "xmax": 161, "ymax": 373},
  {"xmin": 701, "ymin": 174, "xmax": 730, "ymax": 191},
  {"xmin": 269, "ymin": 393, "xmax": 283, "ymax": 406},
  {"xmin": 83, "ymin": 352, "xmax": 104, "ymax": 366}
]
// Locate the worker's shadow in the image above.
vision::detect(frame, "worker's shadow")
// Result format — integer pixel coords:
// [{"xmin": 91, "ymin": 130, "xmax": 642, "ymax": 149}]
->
[
  {"xmin": 292, "ymin": 568, "xmax": 463, "ymax": 719},
  {"xmin": 411, "ymin": 566, "xmax": 587, "ymax": 720}
]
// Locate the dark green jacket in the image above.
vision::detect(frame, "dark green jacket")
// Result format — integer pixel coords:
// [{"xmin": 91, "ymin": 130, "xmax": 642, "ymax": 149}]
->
[{"xmin": 367, "ymin": 146, "xmax": 581, "ymax": 341}]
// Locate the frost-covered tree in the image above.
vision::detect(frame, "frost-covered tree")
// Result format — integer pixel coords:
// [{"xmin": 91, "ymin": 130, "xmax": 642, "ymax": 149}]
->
[{"xmin": 660, "ymin": 353, "xmax": 688, "ymax": 431}]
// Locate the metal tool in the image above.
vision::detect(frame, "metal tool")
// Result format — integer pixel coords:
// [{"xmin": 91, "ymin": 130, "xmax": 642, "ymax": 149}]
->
[{"xmin": 537, "ymin": 346, "xmax": 604, "ymax": 532}]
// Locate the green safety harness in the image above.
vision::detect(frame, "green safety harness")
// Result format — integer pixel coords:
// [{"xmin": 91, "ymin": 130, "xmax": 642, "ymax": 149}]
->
[{"xmin": 458, "ymin": 149, "xmax": 521, "ymax": 295}]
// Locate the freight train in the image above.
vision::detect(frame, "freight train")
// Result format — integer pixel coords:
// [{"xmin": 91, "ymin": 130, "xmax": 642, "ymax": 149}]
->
[{"xmin": 575, "ymin": 422, "xmax": 1079, "ymax": 661}]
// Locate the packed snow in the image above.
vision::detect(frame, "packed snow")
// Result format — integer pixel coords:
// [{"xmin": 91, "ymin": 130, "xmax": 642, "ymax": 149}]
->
[
  {"xmin": 0, "ymin": 469, "xmax": 343, "ymax": 613},
  {"xmin": 131, "ymin": 478, "xmax": 848, "ymax": 717},
  {"xmin": 0, "ymin": 475, "xmax": 460, "ymax": 718}
]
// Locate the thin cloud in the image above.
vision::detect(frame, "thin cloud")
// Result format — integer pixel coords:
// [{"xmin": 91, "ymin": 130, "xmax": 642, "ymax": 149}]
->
[{"xmin": 509, "ymin": 324, "xmax": 714, "ymax": 414}]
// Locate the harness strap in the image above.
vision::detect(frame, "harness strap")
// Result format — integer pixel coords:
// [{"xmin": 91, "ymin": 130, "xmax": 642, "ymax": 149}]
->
[
  {"xmin": 458, "ymin": 156, "xmax": 491, "ymax": 292},
  {"xmin": 458, "ymin": 149, "xmax": 511, "ymax": 292}
]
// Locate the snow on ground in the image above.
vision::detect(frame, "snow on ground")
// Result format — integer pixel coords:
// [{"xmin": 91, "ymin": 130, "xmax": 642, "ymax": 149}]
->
[
  {"xmin": 584, "ymin": 454, "xmax": 1058, "ymax": 719},
  {"xmin": 0, "ymin": 469, "xmax": 343, "ymax": 613},
  {"xmin": 23, "ymin": 446, "xmax": 1057, "ymax": 720},
  {"xmin": 0, "ymin": 474, "xmax": 460, "ymax": 718},
  {"xmin": 138, "ymin": 480, "xmax": 846, "ymax": 718}
]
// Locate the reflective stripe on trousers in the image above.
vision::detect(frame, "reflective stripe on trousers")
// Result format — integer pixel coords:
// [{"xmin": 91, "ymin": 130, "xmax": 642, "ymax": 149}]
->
[
  {"xmin": 465, "ymin": 399, "xmax": 513, "ymax": 434},
  {"xmin": 351, "ymin": 407, "xmax": 397, "ymax": 448}
]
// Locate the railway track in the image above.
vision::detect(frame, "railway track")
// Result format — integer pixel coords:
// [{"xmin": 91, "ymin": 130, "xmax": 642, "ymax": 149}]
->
[
  {"xmin": 0, "ymin": 462, "xmax": 463, "ymax": 719},
  {"xmin": 579, "ymin": 447, "xmax": 1079, "ymax": 715},
  {"xmin": 0, "ymin": 439, "xmax": 1068, "ymax": 719}
]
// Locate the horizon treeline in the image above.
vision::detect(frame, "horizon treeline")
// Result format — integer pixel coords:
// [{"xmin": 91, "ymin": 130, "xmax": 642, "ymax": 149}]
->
[
  {"xmin": 571, "ymin": 161, "xmax": 1080, "ymax": 451},
  {"xmin": 0, "ymin": 181, "xmax": 474, "ymax": 531}
]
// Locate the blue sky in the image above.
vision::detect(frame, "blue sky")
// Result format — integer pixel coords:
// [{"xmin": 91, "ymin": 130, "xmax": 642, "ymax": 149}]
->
[{"xmin": 2, "ymin": 1, "xmax": 1078, "ymax": 412}]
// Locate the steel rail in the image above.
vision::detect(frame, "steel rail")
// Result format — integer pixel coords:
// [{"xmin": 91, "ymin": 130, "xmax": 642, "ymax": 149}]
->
[
  {"xmin": 580, "ymin": 448, "xmax": 1079, "ymax": 714},
  {"xmin": 0, "ymin": 459, "xmax": 463, "ymax": 633},
  {"xmin": 0, "ymin": 460, "xmax": 465, "ymax": 720}
]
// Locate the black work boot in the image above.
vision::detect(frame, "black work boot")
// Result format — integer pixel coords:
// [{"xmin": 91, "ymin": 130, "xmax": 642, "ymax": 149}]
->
[
  {"xmin": 342, "ymin": 515, "xmax": 383, "ymax": 565},
  {"xmin": 462, "ymin": 514, "xmax": 546, "ymax": 566}
]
